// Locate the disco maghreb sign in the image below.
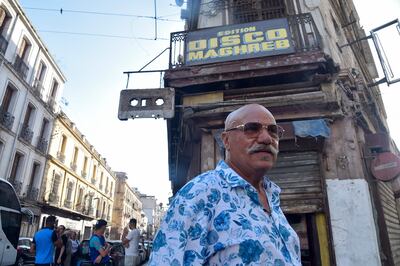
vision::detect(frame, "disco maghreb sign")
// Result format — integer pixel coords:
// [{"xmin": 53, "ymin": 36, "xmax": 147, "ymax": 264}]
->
[{"xmin": 185, "ymin": 18, "xmax": 295, "ymax": 66}]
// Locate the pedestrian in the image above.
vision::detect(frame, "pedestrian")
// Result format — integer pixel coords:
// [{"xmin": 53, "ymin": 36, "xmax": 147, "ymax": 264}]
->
[
  {"xmin": 149, "ymin": 104, "xmax": 301, "ymax": 265},
  {"xmin": 122, "ymin": 218, "xmax": 140, "ymax": 266},
  {"xmin": 70, "ymin": 231, "xmax": 80, "ymax": 266},
  {"xmin": 64, "ymin": 230, "xmax": 73, "ymax": 266},
  {"xmin": 89, "ymin": 219, "xmax": 112, "ymax": 265},
  {"xmin": 55, "ymin": 225, "xmax": 68, "ymax": 265},
  {"xmin": 30, "ymin": 215, "xmax": 58, "ymax": 266}
]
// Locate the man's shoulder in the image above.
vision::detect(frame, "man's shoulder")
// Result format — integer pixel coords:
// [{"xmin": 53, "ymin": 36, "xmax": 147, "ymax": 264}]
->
[{"xmin": 175, "ymin": 169, "xmax": 222, "ymax": 199}]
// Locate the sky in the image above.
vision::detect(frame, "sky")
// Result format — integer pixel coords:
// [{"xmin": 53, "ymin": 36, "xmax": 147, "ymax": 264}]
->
[{"xmin": 19, "ymin": 0, "xmax": 400, "ymax": 205}]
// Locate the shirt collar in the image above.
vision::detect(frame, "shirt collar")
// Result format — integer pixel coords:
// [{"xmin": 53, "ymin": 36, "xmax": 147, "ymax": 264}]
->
[{"xmin": 216, "ymin": 160, "xmax": 281, "ymax": 194}]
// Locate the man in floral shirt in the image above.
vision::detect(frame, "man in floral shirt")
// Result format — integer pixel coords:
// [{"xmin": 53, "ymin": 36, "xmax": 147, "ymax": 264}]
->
[{"xmin": 149, "ymin": 104, "xmax": 301, "ymax": 265}]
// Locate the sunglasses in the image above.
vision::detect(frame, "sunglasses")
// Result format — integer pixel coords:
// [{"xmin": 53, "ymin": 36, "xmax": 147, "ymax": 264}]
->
[{"xmin": 225, "ymin": 122, "xmax": 284, "ymax": 139}]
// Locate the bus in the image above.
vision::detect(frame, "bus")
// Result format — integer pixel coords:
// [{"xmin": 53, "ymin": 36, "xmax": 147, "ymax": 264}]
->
[{"xmin": 0, "ymin": 179, "xmax": 22, "ymax": 265}]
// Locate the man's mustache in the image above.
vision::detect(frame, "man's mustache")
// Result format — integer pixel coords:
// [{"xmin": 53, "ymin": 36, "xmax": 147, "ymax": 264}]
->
[{"xmin": 248, "ymin": 144, "xmax": 279, "ymax": 156}]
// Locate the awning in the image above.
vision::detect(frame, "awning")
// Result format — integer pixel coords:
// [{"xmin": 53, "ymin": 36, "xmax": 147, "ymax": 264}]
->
[
  {"xmin": 21, "ymin": 208, "xmax": 34, "ymax": 224},
  {"xmin": 292, "ymin": 119, "xmax": 331, "ymax": 138}
]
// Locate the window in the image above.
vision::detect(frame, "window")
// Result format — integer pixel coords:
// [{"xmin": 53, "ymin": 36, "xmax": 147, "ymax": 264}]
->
[
  {"xmin": 1, "ymin": 211, "xmax": 22, "ymax": 249},
  {"xmin": 76, "ymin": 187, "xmax": 84, "ymax": 208},
  {"xmin": 51, "ymin": 173, "xmax": 61, "ymax": 197},
  {"xmin": 22, "ymin": 103, "xmax": 35, "ymax": 128},
  {"xmin": 110, "ymin": 182, "xmax": 113, "ymax": 196},
  {"xmin": 0, "ymin": 180, "xmax": 20, "ymax": 210},
  {"xmin": 0, "ymin": 7, "xmax": 11, "ymax": 35},
  {"xmin": 66, "ymin": 181, "xmax": 74, "ymax": 203},
  {"xmin": 9, "ymin": 152, "xmax": 23, "ymax": 185},
  {"xmin": 230, "ymin": 0, "xmax": 286, "ymax": 24},
  {"xmin": 83, "ymin": 156, "xmax": 88, "ymax": 175},
  {"xmin": 1, "ymin": 83, "xmax": 17, "ymax": 113},
  {"xmin": 17, "ymin": 37, "xmax": 31, "ymax": 61},
  {"xmin": 27, "ymin": 162, "xmax": 40, "ymax": 200},
  {"xmin": 39, "ymin": 118, "xmax": 49, "ymax": 140},
  {"xmin": 35, "ymin": 61, "xmax": 47, "ymax": 87},
  {"xmin": 100, "ymin": 172, "xmax": 104, "ymax": 189},
  {"xmin": 92, "ymin": 165, "xmax": 97, "ymax": 180},
  {"xmin": 60, "ymin": 135, "xmax": 67, "ymax": 155},
  {"xmin": 50, "ymin": 79, "xmax": 58, "ymax": 99},
  {"xmin": 72, "ymin": 147, "xmax": 79, "ymax": 165}
]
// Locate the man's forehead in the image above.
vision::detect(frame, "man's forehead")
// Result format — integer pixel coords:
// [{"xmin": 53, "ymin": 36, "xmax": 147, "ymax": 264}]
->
[{"xmin": 226, "ymin": 105, "xmax": 275, "ymax": 125}]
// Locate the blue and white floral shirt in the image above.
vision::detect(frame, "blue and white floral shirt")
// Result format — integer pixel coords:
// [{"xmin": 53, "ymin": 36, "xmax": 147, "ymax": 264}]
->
[{"xmin": 149, "ymin": 161, "xmax": 301, "ymax": 266}]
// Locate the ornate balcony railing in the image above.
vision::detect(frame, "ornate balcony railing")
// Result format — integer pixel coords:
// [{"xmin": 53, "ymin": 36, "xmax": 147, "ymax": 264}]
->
[
  {"xmin": 13, "ymin": 55, "xmax": 29, "ymax": 80},
  {"xmin": 70, "ymin": 163, "xmax": 77, "ymax": 171},
  {"xmin": 48, "ymin": 193, "xmax": 60, "ymax": 204},
  {"xmin": 0, "ymin": 109, "xmax": 15, "ymax": 131},
  {"xmin": 19, "ymin": 125, "xmax": 34, "ymax": 144},
  {"xmin": 91, "ymin": 178, "xmax": 96, "ymax": 185},
  {"xmin": 26, "ymin": 187, "xmax": 39, "ymax": 201},
  {"xmin": 57, "ymin": 152, "xmax": 66, "ymax": 163},
  {"xmin": 0, "ymin": 34, "xmax": 8, "ymax": 55},
  {"xmin": 64, "ymin": 200, "xmax": 72, "ymax": 209},
  {"xmin": 36, "ymin": 138, "xmax": 48, "ymax": 154},
  {"xmin": 81, "ymin": 171, "xmax": 87, "ymax": 178},
  {"xmin": 169, "ymin": 12, "xmax": 321, "ymax": 68}
]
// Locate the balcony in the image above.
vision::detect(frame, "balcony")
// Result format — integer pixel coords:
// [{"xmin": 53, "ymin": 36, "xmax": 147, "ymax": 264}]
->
[
  {"xmin": 13, "ymin": 55, "xmax": 29, "ymax": 80},
  {"xmin": 33, "ymin": 79, "xmax": 44, "ymax": 99},
  {"xmin": 64, "ymin": 200, "xmax": 72, "ymax": 209},
  {"xmin": 19, "ymin": 125, "xmax": 34, "ymax": 144},
  {"xmin": 0, "ymin": 34, "xmax": 8, "ymax": 55},
  {"xmin": 26, "ymin": 187, "xmax": 39, "ymax": 201},
  {"xmin": 36, "ymin": 138, "xmax": 48, "ymax": 154},
  {"xmin": 91, "ymin": 177, "xmax": 96, "ymax": 185},
  {"xmin": 165, "ymin": 13, "xmax": 332, "ymax": 88},
  {"xmin": 81, "ymin": 170, "xmax": 87, "ymax": 178},
  {"xmin": 99, "ymin": 184, "xmax": 103, "ymax": 191},
  {"xmin": 48, "ymin": 193, "xmax": 60, "ymax": 204},
  {"xmin": 57, "ymin": 152, "xmax": 66, "ymax": 163},
  {"xmin": 47, "ymin": 98, "xmax": 57, "ymax": 112},
  {"xmin": 0, "ymin": 109, "xmax": 15, "ymax": 131},
  {"xmin": 70, "ymin": 163, "xmax": 77, "ymax": 172}
]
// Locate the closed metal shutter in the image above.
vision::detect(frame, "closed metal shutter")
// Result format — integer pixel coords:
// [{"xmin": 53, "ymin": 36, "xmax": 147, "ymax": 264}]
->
[
  {"xmin": 378, "ymin": 181, "xmax": 400, "ymax": 265},
  {"xmin": 268, "ymin": 151, "xmax": 324, "ymax": 214}
]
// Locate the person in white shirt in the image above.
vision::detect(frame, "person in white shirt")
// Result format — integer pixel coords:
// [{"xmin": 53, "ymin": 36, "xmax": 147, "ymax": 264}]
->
[{"xmin": 123, "ymin": 218, "xmax": 141, "ymax": 266}]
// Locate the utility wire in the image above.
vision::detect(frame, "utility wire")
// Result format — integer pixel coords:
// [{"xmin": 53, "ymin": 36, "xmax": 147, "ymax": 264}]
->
[
  {"xmin": 22, "ymin": 7, "xmax": 182, "ymax": 22},
  {"xmin": 38, "ymin": 30, "xmax": 169, "ymax": 41}
]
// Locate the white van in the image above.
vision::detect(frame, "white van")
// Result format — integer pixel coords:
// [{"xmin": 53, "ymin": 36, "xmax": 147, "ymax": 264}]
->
[{"xmin": 0, "ymin": 179, "xmax": 22, "ymax": 265}]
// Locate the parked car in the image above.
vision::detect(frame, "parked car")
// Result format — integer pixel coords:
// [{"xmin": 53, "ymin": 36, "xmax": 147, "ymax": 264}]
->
[
  {"xmin": 107, "ymin": 240, "xmax": 125, "ymax": 266},
  {"xmin": 15, "ymin": 237, "xmax": 35, "ymax": 266}
]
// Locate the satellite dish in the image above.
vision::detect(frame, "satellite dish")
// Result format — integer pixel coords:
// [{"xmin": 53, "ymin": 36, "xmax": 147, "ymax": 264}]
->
[{"xmin": 176, "ymin": 0, "xmax": 184, "ymax": 7}]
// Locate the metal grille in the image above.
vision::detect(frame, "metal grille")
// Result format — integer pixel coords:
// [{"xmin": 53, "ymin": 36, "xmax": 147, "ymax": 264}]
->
[{"xmin": 231, "ymin": 0, "xmax": 286, "ymax": 23}]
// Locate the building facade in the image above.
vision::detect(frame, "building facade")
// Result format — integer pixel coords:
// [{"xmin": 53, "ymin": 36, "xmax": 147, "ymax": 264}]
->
[
  {"xmin": 110, "ymin": 172, "xmax": 142, "ymax": 240},
  {"xmin": 0, "ymin": 0, "xmax": 66, "ymax": 236},
  {"xmin": 139, "ymin": 194, "xmax": 157, "ymax": 238},
  {"xmin": 121, "ymin": 0, "xmax": 400, "ymax": 264},
  {"xmin": 40, "ymin": 112, "xmax": 116, "ymax": 240}
]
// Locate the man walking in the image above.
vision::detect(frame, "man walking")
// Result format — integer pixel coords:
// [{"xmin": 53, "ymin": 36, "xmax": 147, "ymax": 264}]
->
[
  {"xmin": 55, "ymin": 225, "xmax": 67, "ymax": 265},
  {"xmin": 31, "ymin": 215, "xmax": 58, "ymax": 266},
  {"xmin": 123, "ymin": 218, "xmax": 141, "ymax": 266},
  {"xmin": 149, "ymin": 104, "xmax": 301, "ymax": 265},
  {"xmin": 89, "ymin": 219, "xmax": 112, "ymax": 265}
]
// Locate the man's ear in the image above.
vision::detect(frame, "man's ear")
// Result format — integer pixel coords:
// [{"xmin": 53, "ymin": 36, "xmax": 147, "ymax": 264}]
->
[{"xmin": 221, "ymin": 131, "xmax": 230, "ymax": 151}]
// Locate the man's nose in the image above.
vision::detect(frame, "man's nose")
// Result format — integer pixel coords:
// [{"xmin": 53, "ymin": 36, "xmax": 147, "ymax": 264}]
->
[{"xmin": 257, "ymin": 127, "xmax": 273, "ymax": 144}]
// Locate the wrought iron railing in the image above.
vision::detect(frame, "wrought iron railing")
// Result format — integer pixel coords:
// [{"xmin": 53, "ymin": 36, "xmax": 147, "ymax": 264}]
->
[
  {"xmin": 19, "ymin": 125, "xmax": 34, "ymax": 144},
  {"xmin": 169, "ymin": 13, "xmax": 322, "ymax": 68},
  {"xmin": 70, "ymin": 163, "xmax": 77, "ymax": 171},
  {"xmin": 57, "ymin": 152, "xmax": 66, "ymax": 163},
  {"xmin": 64, "ymin": 200, "xmax": 72, "ymax": 208},
  {"xmin": 0, "ymin": 109, "xmax": 15, "ymax": 131},
  {"xmin": 0, "ymin": 35, "xmax": 8, "ymax": 55},
  {"xmin": 48, "ymin": 193, "xmax": 60, "ymax": 204},
  {"xmin": 37, "ymin": 138, "xmax": 48, "ymax": 154},
  {"xmin": 26, "ymin": 187, "xmax": 39, "ymax": 201},
  {"xmin": 9, "ymin": 179, "xmax": 22, "ymax": 195},
  {"xmin": 33, "ymin": 79, "xmax": 45, "ymax": 99},
  {"xmin": 13, "ymin": 55, "xmax": 29, "ymax": 79}
]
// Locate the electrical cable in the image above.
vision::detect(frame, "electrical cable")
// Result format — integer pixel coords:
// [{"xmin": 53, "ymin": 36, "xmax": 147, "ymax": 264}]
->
[{"xmin": 38, "ymin": 30, "xmax": 169, "ymax": 41}]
